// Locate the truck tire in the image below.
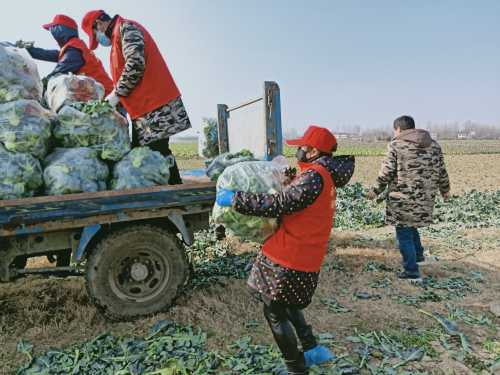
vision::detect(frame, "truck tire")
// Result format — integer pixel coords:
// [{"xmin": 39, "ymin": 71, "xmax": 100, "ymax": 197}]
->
[{"xmin": 85, "ymin": 225, "xmax": 189, "ymax": 320}]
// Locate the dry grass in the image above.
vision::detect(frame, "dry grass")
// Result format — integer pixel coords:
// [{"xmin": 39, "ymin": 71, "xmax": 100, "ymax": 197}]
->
[{"xmin": 1, "ymin": 228, "xmax": 499, "ymax": 373}]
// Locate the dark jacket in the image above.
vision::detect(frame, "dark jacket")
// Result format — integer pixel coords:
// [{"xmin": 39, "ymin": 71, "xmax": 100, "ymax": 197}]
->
[{"xmin": 27, "ymin": 25, "xmax": 84, "ymax": 79}]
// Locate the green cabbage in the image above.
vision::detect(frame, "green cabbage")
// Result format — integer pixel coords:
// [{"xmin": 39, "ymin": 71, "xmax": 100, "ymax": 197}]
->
[
  {"xmin": 43, "ymin": 148, "xmax": 109, "ymax": 195},
  {"xmin": 0, "ymin": 99, "xmax": 53, "ymax": 158},
  {"xmin": 206, "ymin": 149, "xmax": 255, "ymax": 181},
  {"xmin": 111, "ymin": 147, "xmax": 172, "ymax": 190},
  {"xmin": 55, "ymin": 101, "xmax": 130, "ymax": 161},
  {"xmin": 212, "ymin": 161, "xmax": 286, "ymax": 243},
  {"xmin": 0, "ymin": 144, "xmax": 42, "ymax": 200},
  {"xmin": 45, "ymin": 74, "xmax": 104, "ymax": 112},
  {"xmin": 0, "ymin": 44, "xmax": 42, "ymax": 104}
]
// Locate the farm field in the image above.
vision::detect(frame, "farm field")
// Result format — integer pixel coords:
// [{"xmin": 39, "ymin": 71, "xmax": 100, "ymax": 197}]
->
[
  {"xmin": 1, "ymin": 140, "xmax": 499, "ymax": 374},
  {"xmin": 170, "ymin": 139, "xmax": 500, "ymax": 159}
]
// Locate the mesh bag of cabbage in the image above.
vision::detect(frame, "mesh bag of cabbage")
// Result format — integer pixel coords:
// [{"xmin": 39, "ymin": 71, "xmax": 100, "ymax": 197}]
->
[
  {"xmin": 0, "ymin": 99, "xmax": 53, "ymax": 159},
  {"xmin": 43, "ymin": 147, "xmax": 109, "ymax": 195},
  {"xmin": 0, "ymin": 143, "xmax": 43, "ymax": 200},
  {"xmin": 212, "ymin": 161, "xmax": 287, "ymax": 243},
  {"xmin": 45, "ymin": 74, "xmax": 104, "ymax": 112},
  {"xmin": 0, "ymin": 43, "xmax": 42, "ymax": 104},
  {"xmin": 111, "ymin": 147, "xmax": 173, "ymax": 190},
  {"xmin": 205, "ymin": 149, "xmax": 256, "ymax": 181},
  {"xmin": 55, "ymin": 101, "xmax": 130, "ymax": 161}
]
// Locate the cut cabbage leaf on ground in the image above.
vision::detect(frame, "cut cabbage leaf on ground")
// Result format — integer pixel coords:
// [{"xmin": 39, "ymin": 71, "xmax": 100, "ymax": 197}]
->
[
  {"xmin": 0, "ymin": 99, "xmax": 54, "ymax": 159},
  {"xmin": 0, "ymin": 43, "xmax": 42, "ymax": 104},
  {"xmin": 111, "ymin": 147, "xmax": 172, "ymax": 190},
  {"xmin": 43, "ymin": 147, "xmax": 109, "ymax": 195},
  {"xmin": 206, "ymin": 149, "xmax": 256, "ymax": 181},
  {"xmin": 0, "ymin": 144, "xmax": 42, "ymax": 200},
  {"xmin": 45, "ymin": 74, "xmax": 105, "ymax": 113},
  {"xmin": 213, "ymin": 161, "xmax": 287, "ymax": 243},
  {"xmin": 55, "ymin": 101, "xmax": 130, "ymax": 161}
]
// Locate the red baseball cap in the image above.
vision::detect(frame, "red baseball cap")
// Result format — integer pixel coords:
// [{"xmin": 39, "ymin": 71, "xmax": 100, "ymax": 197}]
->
[
  {"xmin": 81, "ymin": 10, "xmax": 105, "ymax": 50},
  {"xmin": 286, "ymin": 125, "xmax": 337, "ymax": 153},
  {"xmin": 43, "ymin": 14, "xmax": 78, "ymax": 31}
]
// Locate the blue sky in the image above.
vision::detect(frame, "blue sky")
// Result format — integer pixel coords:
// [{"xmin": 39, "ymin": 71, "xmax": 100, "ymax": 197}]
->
[{"xmin": 2, "ymin": 0, "xmax": 499, "ymax": 135}]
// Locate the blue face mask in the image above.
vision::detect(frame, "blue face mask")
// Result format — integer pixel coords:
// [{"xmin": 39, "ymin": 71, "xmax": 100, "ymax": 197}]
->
[{"xmin": 96, "ymin": 31, "xmax": 111, "ymax": 47}]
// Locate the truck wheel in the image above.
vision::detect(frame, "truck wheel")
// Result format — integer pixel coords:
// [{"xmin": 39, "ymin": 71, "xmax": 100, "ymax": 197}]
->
[{"xmin": 85, "ymin": 225, "xmax": 189, "ymax": 320}]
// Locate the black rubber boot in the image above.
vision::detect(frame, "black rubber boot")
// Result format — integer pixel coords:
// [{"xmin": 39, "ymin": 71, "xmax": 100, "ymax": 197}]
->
[{"xmin": 275, "ymin": 354, "xmax": 308, "ymax": 375}]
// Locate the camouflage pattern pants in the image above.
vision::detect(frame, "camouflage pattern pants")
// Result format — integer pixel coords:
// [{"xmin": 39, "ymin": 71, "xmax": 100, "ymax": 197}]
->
[{"xmin": 133, "ymin": 97, "xmax": 191, "ymax": 146}]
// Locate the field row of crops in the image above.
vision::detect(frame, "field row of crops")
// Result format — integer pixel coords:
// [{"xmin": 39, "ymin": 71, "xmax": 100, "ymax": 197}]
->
[{"xmin": 171, "ymin": 139, "xmax": 500, "ymax": 159}]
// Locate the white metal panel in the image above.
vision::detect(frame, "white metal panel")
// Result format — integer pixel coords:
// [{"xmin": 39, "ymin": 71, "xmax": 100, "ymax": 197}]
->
[{"xmin": 227, "ymin": 100, "xmax": 266, "ymax": 159}]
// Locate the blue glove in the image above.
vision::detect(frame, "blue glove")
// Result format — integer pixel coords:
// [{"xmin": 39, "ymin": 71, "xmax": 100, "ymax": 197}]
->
[
  {"xmin": 304, "ymin": 345, "xmax": 335, "ymax": 368},
  {"xmin": 216, "ymin": 188, "xmax": 235, "ymax": 207}
]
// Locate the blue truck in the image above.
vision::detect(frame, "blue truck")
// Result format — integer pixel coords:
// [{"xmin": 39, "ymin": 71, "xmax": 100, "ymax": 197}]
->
[{"xmin": 0, "ymin": 82, "xmax": 282, "ymax": 319}]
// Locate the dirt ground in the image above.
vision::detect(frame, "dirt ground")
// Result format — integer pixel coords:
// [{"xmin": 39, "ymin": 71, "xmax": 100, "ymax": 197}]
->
[
  {"xmin": 178, "ymin": 154, "xmax": 500, "ymax": 193},
  {"xmin": 1, "ymin": 156, "xmax": 499, "ymax": 374}
]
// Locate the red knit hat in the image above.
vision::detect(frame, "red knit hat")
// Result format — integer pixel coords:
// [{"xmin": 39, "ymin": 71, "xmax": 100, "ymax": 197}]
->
[
  {"xmin": 286, "ymin": 125, "xmax": 337, "ymax": 153},
  {"xmin": 43, "ymin": 14, "xmax": 78, "ymax": 31}
]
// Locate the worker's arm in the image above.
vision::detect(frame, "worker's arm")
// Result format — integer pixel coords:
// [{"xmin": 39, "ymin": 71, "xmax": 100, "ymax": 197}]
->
[
  {"xmin": 114, "ymin": 22, "xmax": 146, "ymax": 97},
  {"xmin": 46, "ymin": 47, "xmax": 85, "ymax": 79},
  {"xmin": 26, "ymin": 47, "xmax": 59, "ymax": 62},
  {"xmin": 231, "ymin": 170, "xmax": 324, "ymax": 218},
  {"xmin": 372, "ymin": 142, "xmax": 397, "ymax": 195}
]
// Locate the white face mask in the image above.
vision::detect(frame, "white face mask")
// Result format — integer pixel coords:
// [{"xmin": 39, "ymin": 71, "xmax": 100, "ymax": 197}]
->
[{"xmin": 96, "ymin": 31, "xmax": 111, "ymax": 47}]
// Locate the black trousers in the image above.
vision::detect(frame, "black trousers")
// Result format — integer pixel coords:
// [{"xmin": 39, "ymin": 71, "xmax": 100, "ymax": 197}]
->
[
  {"xmin": 263, "ymin": 301, "xmax": 317, "ymax": 361},
  {"xmin": 131, "ymin": 125, "xmax": 182, "ymax": 185}
]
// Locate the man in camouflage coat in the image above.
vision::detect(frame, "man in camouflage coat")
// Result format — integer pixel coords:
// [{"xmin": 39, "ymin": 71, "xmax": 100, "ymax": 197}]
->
[
  {"xmin": 82, "ymin": 10, "xmax": 190, "ymax": 184},
  {"xmin": 367, "ymin": 116, "xmax": 450, "ymax": 281}
]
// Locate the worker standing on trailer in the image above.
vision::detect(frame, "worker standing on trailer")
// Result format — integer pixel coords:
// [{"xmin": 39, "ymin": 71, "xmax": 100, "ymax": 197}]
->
[
  {"xmin": 16, "ymin": 14, "xmax": 113, "ymax": 95},
  {"xmin": 217, "ymin": 126, "xmax": 354, "ymax": 375},
  {"xmin": 81, "ymin": 10, "xmax": 190, "ymax": 185},
  {"xmin": 367, "ymin": 116, "xmax": 450, "ymax": 281}
]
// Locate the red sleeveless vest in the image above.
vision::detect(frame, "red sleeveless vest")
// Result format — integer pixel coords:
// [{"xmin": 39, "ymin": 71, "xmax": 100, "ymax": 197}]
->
[
  {"xmin": 262, "ymin": 163, "xmax": 336, "ymax": 272},
  {"xmin": 110, "ymin": 17, "xmax": 181, "ymax": 119},
  {"xmin": 60, "ymin": 38, "xmax": 114, "ymax": 96}
]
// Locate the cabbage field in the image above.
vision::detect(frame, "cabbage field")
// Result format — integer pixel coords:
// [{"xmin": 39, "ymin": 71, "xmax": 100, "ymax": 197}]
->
[{"xmin": 1, "ymin": 143, "xmax": 500, "ymax": 374}]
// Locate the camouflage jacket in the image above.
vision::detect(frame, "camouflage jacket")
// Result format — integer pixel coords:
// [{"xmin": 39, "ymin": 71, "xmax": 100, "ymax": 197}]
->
[
  {"xmin": 114, "ymin": 21, "xmax": 191, "ymax": 145},
  {"xmin": 373, "ymin": 129, "xmax": 450, "ymax": 228}
]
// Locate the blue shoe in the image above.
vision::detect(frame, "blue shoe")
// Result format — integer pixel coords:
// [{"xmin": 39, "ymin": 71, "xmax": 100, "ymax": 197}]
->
[{"xmin": 304, "ymin": 345, "xmax": 335, "ymax": 368}]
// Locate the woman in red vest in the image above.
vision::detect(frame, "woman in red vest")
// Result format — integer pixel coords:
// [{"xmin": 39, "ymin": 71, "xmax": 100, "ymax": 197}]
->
[
  {"xmin": 217, "ymin": 126, "xmax": 355, "ymax": 374},
  {"xmin": 17, "ymin": 14, "xmax": 113, "ymax": 96},
  {"xmin": 81, "ymin": 10, "xmax": 191, "ymax": 185}
]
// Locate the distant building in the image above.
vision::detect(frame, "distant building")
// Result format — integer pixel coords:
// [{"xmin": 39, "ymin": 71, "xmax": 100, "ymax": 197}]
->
[{"xmin": 457, "ymin": 131, "xmax": 476, "ymax": 140}]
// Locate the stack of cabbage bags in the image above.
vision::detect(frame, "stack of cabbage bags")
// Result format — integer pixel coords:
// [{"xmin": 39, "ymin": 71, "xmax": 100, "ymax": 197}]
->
[
  {"xmin": 0, "ymin": 44, "xmax": 45, "ymax": 199},
  {"xmin": 44, "ymin": 75, "xmax": 131, "ymax": 195},
  {"xmin": 212, "ymin": 161, "xmax": 286, "ymax": 243}
]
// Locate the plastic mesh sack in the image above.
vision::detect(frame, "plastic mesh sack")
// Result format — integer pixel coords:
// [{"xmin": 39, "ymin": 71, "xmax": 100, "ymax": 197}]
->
[
  {"xmin": 111, "ymin": 147, "xmax": 172, "ymax": 190},
  {"xmin": 212, "ymin": 161, "xmax": 286, "ymax": 243},
  {"xmin": 55, "ymin": 101, "xmax": 130, "ymax": 161},
  {"xmin": 0, "ymin": 99, "xmax": 53, "ymax": 159},
  {"xmin": 198, "ymin": 118, "xmax": 219, "ymax": 158},
  {"xmin": 0, "ymin": 43, "xmax": 42, "ymax": 103},
  {"xmin": 206, "ymin": 149, "xmax": 256, "ymax": 181},
  {"xmin": 0, "ymin": 144, "xmax": 43, "ymax": 200},
  {"xmin": 43, "ymin": 147, "xmax": 109, "ymax": 195},
  {"xmin": 45, "ymin": 74, "xmax": 105, "ymax": 112}
]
